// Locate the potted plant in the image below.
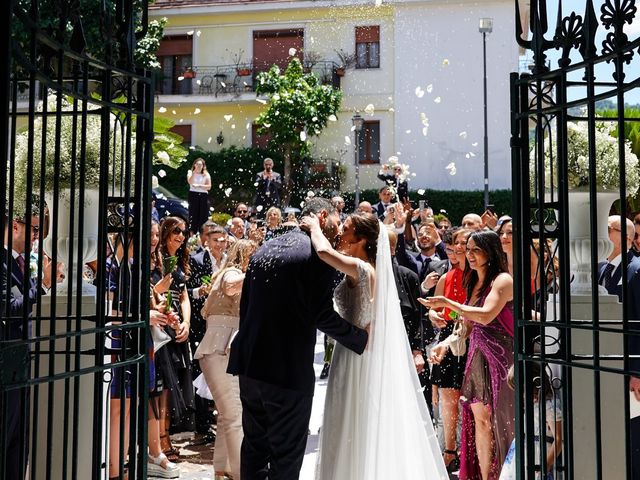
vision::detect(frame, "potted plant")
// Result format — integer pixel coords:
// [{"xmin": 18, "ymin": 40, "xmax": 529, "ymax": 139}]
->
[
  {"xmin": 182, "ymin": 67, "xmax": 196, "ymax": 79},
  {"xmin": 302, "ymin": 50, "xmax": 322, "ymax": 74},
  {"xmin": 334, "ymin": 49, "xmax": 356, "ymax": 77},
  {"xmin": 229, "ymin": 48, "xmax": 252, "ymax": 77}
]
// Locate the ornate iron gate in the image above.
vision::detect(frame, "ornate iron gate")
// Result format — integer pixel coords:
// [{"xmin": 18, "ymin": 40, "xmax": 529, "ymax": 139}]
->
[
  {"xmin": 1, "ymin": 1, "xmax": 152, "ymax": 478},
  {"xmin": 512, "ymin": 0, "xmax": 640, "ymax": 478}
]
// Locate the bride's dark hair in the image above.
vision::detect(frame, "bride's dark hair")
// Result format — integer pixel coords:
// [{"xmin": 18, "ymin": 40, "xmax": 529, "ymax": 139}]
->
[{"xmin": 349, "ymin": 213, "xmax": 380, "ymax": 264}]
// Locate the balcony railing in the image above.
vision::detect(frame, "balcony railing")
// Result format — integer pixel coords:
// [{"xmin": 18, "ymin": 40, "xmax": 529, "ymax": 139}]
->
[{"xmin": 156, "ymin": 61, "xmax": 341, "ymax": 97}]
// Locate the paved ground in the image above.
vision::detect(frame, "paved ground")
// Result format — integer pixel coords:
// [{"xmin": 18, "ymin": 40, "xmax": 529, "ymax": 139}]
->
[{"xmin": 159, "ymin": 332, "xmax": 328, "ymax": 480}]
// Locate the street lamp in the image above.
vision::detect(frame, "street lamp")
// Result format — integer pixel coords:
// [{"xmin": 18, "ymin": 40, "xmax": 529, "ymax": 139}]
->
[
  {"xmin": 352, "ymin": 112, "xmax": 365, "ymax": 206},
  {"xmin": 479, "ymin": 17, "xmax": 493, "ymax": 211}
]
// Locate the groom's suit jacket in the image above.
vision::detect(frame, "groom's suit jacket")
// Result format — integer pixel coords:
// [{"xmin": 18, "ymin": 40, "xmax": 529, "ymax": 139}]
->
[
  {"xmin": 1, "ymin": 247, "xmax": 40, "ymax": 340},
  {"xmin": 227, "ymin": 228, "xmax": 368, "ymax": 393}
]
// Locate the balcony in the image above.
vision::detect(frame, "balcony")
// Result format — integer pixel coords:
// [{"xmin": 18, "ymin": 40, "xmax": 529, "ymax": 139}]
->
[{"xmin": 155, "ymin": 61, "xmax": 341, "ymax": 104}]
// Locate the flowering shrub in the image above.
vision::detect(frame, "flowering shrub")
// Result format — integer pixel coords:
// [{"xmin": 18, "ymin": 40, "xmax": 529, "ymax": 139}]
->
[
  {"xmin": 13, "ymin": 93, "xmax": 124, "ymax": 200},
  {"xmin": 531, "ymin": 121, "xmax": 640, "ymax": 195}
]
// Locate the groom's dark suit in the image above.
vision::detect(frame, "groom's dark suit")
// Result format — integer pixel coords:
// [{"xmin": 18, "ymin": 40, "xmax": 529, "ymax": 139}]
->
[{"xmin": 228, "ymin": 229, "xmax": 368, "ymax": 479}]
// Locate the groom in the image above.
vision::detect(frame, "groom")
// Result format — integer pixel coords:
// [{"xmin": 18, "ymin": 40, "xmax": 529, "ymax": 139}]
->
[{"xmin": 228, "ymin": 197, "xmax": 368, "ymax": 479}]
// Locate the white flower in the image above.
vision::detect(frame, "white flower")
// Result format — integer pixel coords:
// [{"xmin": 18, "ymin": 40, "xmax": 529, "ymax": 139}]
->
[
  {"xmin": 300, "ymin": 131, "xmax": 307, "ymax": 141},
  {"xmin": 156, "ymin": 151, "xmax": 170, "ymax": 163}
]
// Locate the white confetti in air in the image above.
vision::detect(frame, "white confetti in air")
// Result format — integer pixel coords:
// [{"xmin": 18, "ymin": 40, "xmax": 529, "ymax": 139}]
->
[
  {"xmin": 224, "ymin": 114, "xmax": 233, "ymax": 122},
  {"xmin": 209, "ymin": 207, "xmax": 215, "ymax": 212},
  {"xmin": 254, "ymin": 182, "xmax": 259, "ymax": 187},
  {"xmin": 442, "ymin": 59, "xmax": 450, "ymax": 66},
  {"xmin": 256, "ymin": 98, "xmax": 267, "ymax": 104},
  {"xmin": 238, "ymin": 168, "xmax": 244, "ymax": 172},
  {"xmin": 375, "ymin": 0, "xmax": 383, "ymax": 5},
  {"xmin": 300, "ymin": 131, "xmax": 307, "ymax": 141},
  {"xmin": 181, "ymin": 201, "xmax": 189, "ymax": 208},
  {"xmin": 196, "ymin": 30, "xmax": 202, "ymax": 37},
  {"xmin": 231, "ymin": 124, "xmax": 236, "ymax": 129},
  {"xmin": 389, "ymin": 107, "xmax": 395, "ymax": 112},
  {"xmin": 469, "ymin": 151, "xmax": 476, "ymax": 157},
  {"xmin": 350, "ymin": 125, "xmax": 356, "ymax": 132},
  {"xmin": 434, "ymin": 97, "xmax": 441, "ymax": 103},
  {"xmin": 177, "ymin": 76, "xmax": 184, "ymax": 81},
  {"xmin": 207, "ymin": 137, "xmax": 212, "ymax": 143},
  {"xmin": 264, "ymin": 123, "xmax": 271, "ymax": 128},
  {"xmin": 465, "ymin": 154, "xmax": 470, "ymax": 159},
  {"xmin": 187, "ymin": 30, "xmax": 194, "ymax": 35},
  {"xmin": 246, "ymin": 122, "xmax": 251, "ymax": 130},
  {"xmin": 415, "ymin": 86, "xmax": 424, "ymax": 98},
  {"xmin": 472, "ymin": 142, "xmax": 478, "ymax": 147},
  {"xmin": 459, "ymin": 131, "xmax": 467, "ymax": 138},
  {"xmin": 220, "ymin": 81, "xmax": 226, "ymax": 88},
  {"xmin": 158, "ymin": 169, "xmax": 167, "ymax": 178},
  {"xmin": 158, "ymin": 107, "xmax": 167, "ymax": 113},
  {"xmin": 328, "ymin": 114, "xmax": 337, "ymax": 122},
  {"xmin": 307, "ymin": 191, "xmax": 315, "ymax": 197},
  {"xmin": 256, "ymin": 205, "xmax": 264, "ymax": 212},
  {"xmin": 364, "ymin": 104, "xmax": 375, "ymax": 115},
  {"xmin": 420, "ymin": 113, "xmax": 429, "ymax": 126},
  {"xmin": 345, "ymin": 136, "xmax": 352, "ymax": 145},
  {"xmin": 446, "ymin": 162, "xmax": 456, "ymax": 170},
  {"xmin": 219, "ymin": 184, "xmax": 223, "ymax": 189},
  {"xmin": 172, "ymin": 110, "xmax": 177, "ymax": 115},
  {"xmin": 194, "ymin": 108, "xmax": 201, "ymax": 115},
  {"xmin": 411, "ymin": 173, "xmax": 417, "ymax": 177},
  {"xmin": 224, "ymin": 188, "xmax": 233, "ymax": 197},
  {"xmin": 449, "ymin": 167, "xmax": 457, "ymax": 175},
  {"xmin": 196, "ymin": 79, "xmax": 201, "ymax": 85},
  {"xmin": 156, "ymin": 151, "xmax": 170, "ymax": 163},
  {"xmin": 426, "ymin": 84, "xmax": 433, "ymax": 93},
  {"xmin": 417, "ymin": 189, "xmax": 426, "ymax": 195},
  {"xmin": 300, "ymin": 201, "xmax": 305, "ymax": 208},
  {"xmin": 422, "ymin": 127, "xmax": 428, "ymax": 136},
  {"xmin": 289, "ymin": 48, "xmax": 297, "ymax": 56},
  {"xmin": 179, "ymin": 118, "xmax": 184, "ymax": 123},
  {"xmin": 388, "ymin": 156, "xmax": 399, "ymax": 163},
  {"xmin": 189, "ymin": 146, "xmax": 196, "ymax": 150},
  {"xmin": 405, "ymin": 129, "xmax": 412, "ymax": 134},
  {"xmin": 312, "ymin": 116, "xmax": 318, "ymax": 122}
]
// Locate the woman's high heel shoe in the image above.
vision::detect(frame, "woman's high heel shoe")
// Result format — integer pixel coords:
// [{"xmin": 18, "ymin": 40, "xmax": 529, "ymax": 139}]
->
[{"xmin": 443, "ymin": 449, "xmax": 460, "ymax": 473}]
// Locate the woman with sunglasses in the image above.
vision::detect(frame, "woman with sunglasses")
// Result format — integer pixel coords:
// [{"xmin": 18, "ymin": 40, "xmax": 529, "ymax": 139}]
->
[
  {"xmin": 152, "ymin": 216, "xmax": 194, "ymax": 462},
  {"xmin": 422, "ymin": 230, "xmax": 514, "ymax": 480},
  {"xmin": 426, "ymin": 228, "xmax": 472, "ymax": 474}
]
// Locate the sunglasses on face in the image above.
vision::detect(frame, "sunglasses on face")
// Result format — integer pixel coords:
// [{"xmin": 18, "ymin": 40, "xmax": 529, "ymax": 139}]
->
[
  {"xmin": 236, "ymin": 210, "xmax": 248, "ymax": 214},
  {"xmin": 171, "ymin": 227, "xmax": 188, "ymax": 236},
  {"xmin": 16, "ymin": 220, "xmax": 40, "ymax": 234}
]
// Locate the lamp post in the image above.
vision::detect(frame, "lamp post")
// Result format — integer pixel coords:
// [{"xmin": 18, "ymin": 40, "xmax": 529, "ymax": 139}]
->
[
  {"xmin": 479, "ymin": 17, "xmax": 493, "ymax": 211},
  {"xmin": 352, "ymin": 112, "xmax": 365, "ymax": 206}
]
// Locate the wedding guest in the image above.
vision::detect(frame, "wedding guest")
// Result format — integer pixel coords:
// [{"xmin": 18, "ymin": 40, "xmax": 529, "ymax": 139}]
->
[
  {"xmin": 253, "ymin": 158, "xmax": 282, "ymax": 212},
  {"xmin": 377, "ymin": 163, "xmax": 408, "ymax": 202},
  {"xmin": 598, "ymin": 215, "xmax": 635, "ymax": 301},
  {"xmin": 632, "ymin": 213, "xmax": 640, "ymax": 257},
  {"xmin": 187, "ymin": 158, "xmax": 212, "ymax": 235},
  {"xmin": 197, "ymin": 239, "xmax": 257, "ymax": 480},
  {"xmin": 496, "ymin": 216, "xmax": 513, "ymax": 276},
  {"xmin": 152, "ymin": 216, "xmax": 194, "ymax": 460},
  {"xmin": 357, "ymin": 201, "xmax": 374, "ymax": 215},
  {"xmin": 423, "ymin": 230, "xmax": 514, "ymax": 480},
  {"xmin": 372, "ymin": 186, "xmax": 394, "ymax": 219},
  {"xmin": 331, "ymin": 195, "xmax": 347, "ymax": 222},
  {"xmin": 426, "ymin": 228, "xmax": 472, "ymax": 474},
  {"xmin": 264, "ymin": 206, "xmax": 283, "ymax": 241},
  {"xmin": 228, "ymin": 217, "xmax": 246, "ymax": 243},
  {"xmin": 461, "ymin": 213, "xmax": 483, "ymax": 231},
  {"xmin": 397, "ymin": 221, "xmax": 447, "ymax": 281}
]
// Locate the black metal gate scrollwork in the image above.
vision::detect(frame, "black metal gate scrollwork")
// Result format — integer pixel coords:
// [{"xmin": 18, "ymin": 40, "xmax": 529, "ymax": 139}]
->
[
  {"xmin": 513, "ymin": 0, "xmax": 640, "ymax": 478},
  {"xmin": 1, "ymin": 1, "xmax": 152, "ymax": 479}
]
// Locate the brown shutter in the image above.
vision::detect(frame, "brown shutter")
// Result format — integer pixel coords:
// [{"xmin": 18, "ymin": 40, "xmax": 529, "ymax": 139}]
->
[
  {"xmin": 170, "ymin": 124, "xmax": 192, "ymax": 145},
  {"xmin": 355, "ymin": 26, "xmax": 380, "ymax": 43},
  {"xmin": 253, "ymin": 29, "xmax": 304, "ymax": 72},
  {"xmin": 157, "ymin": 36, "xmax": 193, "ymax": 57}
]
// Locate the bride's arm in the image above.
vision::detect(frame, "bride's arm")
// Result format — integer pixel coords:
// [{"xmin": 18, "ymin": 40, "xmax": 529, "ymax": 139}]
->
[{"xmin": 300, "ymin": 213, "xmax": 361, "ymax": 280}]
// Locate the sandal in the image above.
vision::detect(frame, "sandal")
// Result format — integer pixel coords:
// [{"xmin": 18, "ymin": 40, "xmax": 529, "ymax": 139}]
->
[
  {"xmin": 148, "ymin": 452, "xmax": 180, "ymax": 479},
  {"xmin": 443, "ymin": 449, "xmax": 460, "ymax": 473}
]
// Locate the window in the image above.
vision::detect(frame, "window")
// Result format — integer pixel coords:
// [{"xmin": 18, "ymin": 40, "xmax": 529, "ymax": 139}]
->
[
  {"xmin": 156, "ymin": 35, "xmax": 193, "ymax": 95},
  {"xmin": 355, "ymin": 26, "xmax": 380, "ymax": 69},
  {"xmin": 169, "ymin": 124, "xmax": 192, "ymax": 146},
  {"xmin": 358, "ymin": 121, "xmax": 380, "ymax": 164},
  {"xmin": 252, "ymin": 123, "xmax": 271, "ymax": 150},
  {"xmin": 253, "ymin": 29, "xmax": 304, "ymax": 74}
]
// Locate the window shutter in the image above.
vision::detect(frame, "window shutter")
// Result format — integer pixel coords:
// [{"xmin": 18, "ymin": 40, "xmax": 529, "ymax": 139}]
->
[
  {"xmin": 157, "ymin": 36, "xmax": 193, "ymax": 56},
  {"xmin": 355, "ymin": 26, "xmax": 380, "ymax": 43}
]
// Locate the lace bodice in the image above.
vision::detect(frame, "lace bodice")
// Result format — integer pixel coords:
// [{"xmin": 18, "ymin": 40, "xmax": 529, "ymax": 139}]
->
[{"xmin": 333, "ymin": 259, "xmax": 374, "ymax": 328}]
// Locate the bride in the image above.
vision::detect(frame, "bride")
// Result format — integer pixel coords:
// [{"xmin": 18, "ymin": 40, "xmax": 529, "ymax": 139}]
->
[{"xmin": 301, "ymin": 212, "xmax": 447, "ymax": 480}]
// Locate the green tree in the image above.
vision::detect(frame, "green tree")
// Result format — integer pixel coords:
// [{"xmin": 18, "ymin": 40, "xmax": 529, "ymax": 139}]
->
[{"xmin": 254, "ymin": 57, "xmax": 342, "ymax": 204}]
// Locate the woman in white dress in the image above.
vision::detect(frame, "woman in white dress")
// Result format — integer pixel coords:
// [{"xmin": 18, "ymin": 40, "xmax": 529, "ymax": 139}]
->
[{"xmin": 301, "ymin": 212, "xmax": 448, "ymax": 480}]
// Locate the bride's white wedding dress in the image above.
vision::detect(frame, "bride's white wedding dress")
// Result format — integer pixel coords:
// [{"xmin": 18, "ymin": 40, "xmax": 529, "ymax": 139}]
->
[{"xmin": 315, "ymin": 227, "xmax": 448, "ymax": 480}]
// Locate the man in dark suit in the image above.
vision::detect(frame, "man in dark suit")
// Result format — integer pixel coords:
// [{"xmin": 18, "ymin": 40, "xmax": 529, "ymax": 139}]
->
[
  {"xmin": 2, "ymin": 211, "xmax": 55, "ymax": 480},
  {"xmin": 598, "ymin": 215, "xmax": 635, "ymax": 301},
  {"xmin": 396, "ymin": 220, "xmax": 447, "ymax": 283},
  {"xmin": 228, "ymin": 197, "xmax": 368, "ymax": 479},
  {"xmin": 625, "ymin": 256, "xmax": 640, "ymax": 478},
  {"xmin": 372, "ymin": 185, "xmax": 394, "ymax": 219},
  {"xmin": 377, "ymin": 163, "xmax": 408, "ymax": 203},
  {"xmin": 420, "ymin": 229, "xmax": 455, "ymax": 297},
  {"xmin": 186, "ymin": 221, "xmax": 224, "ymax": 441},
  {"xmin": 253, "ymin": 157, "xmax": 282, "ymax": 213}
]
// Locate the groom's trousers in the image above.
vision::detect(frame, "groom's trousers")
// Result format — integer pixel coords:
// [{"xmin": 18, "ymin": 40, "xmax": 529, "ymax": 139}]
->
[{"xmin": 239, "ymin": 376, "xmax": 313, "ymax": 480}]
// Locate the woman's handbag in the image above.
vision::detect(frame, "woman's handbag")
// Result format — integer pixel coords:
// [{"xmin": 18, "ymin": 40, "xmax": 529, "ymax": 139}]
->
[
  {"xmin": 447, "ymin": 319, "xmax": 471, "ymax": 357},
  {"xmin": 150, "ymin": 325, "xmax": 171, "ymax": 352}
]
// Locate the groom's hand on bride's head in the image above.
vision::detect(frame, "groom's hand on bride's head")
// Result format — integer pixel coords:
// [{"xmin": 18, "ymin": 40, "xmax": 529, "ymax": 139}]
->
[{"xmin": 300, "ymin": 212, "xmax": 320, "ymax": 232}]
